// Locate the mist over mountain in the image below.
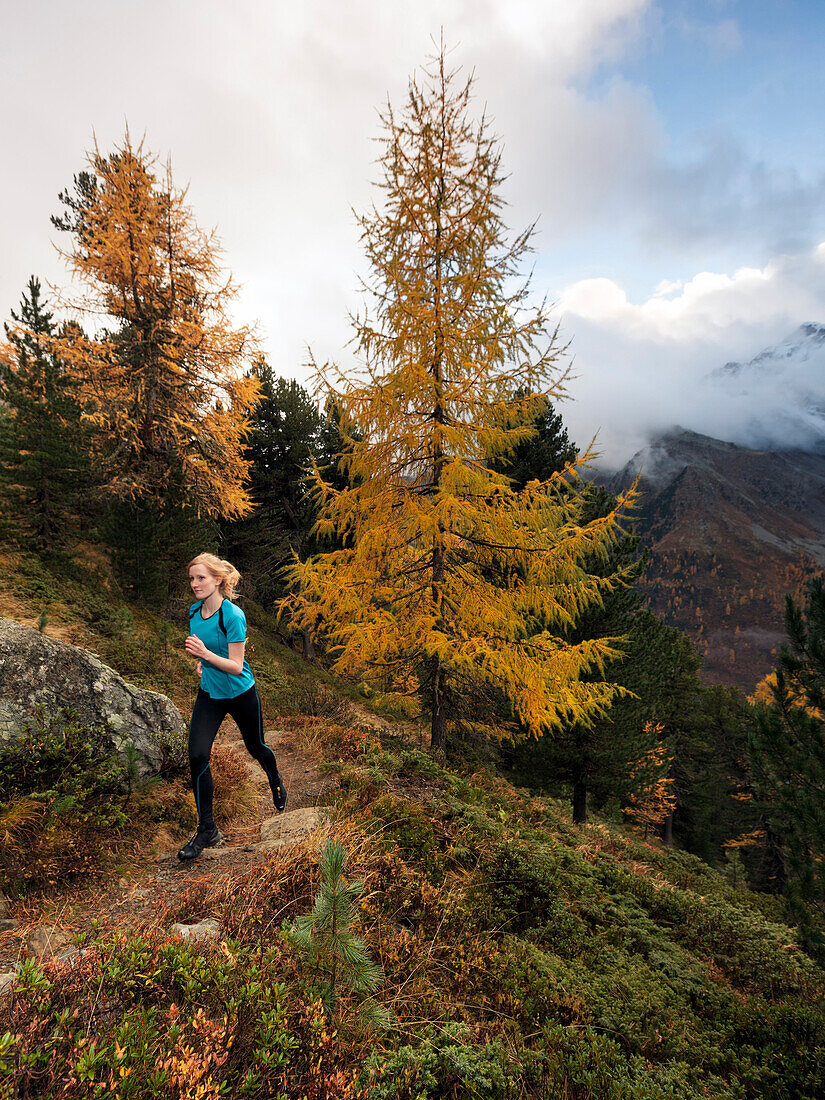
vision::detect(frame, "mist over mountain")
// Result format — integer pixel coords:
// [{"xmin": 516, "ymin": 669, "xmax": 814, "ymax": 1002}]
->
[
  {"xmin": 600, "ymin": 327, "xmax": 825, "ymax": 691},
  {"xmin": 607, "ymin": 427, "xmax": 825, "ymax": 690},
  {"xmin": 567, "ymin": 315, "xmax": 825, "ymax": 472},
  {"xmin": 698, "ymin": 322, "xmax": 825, "ymax": 454}
]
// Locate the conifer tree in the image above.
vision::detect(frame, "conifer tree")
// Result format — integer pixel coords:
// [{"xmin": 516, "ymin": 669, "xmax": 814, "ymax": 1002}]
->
[
  {"xmin": 488, "ymin": 395, "xmax": 577, "ymax": 490},
  {"xmin": 292, "ymin": 840, "xmax": 385, "ymax": 1015},
  {"xmin": 506, "ymin": 609, "xmax": 704, "ymax": 825},
  {"xmin": 284, "ymin": 49, "xmax": 633, "ymax": 752},
  {"xmin": 0, "ymin": 277, "xmax": 89, "ymax": 547},
  {"xmin": 749, "ymin": 577, "xmax": 825, "ymax": 900},
  {"xmin": 623, "ymin": 730, "xmax": 676, "ymax": 841},
  {"xmin": 44, "ymin": 132, "xmax": 259, "ymax": 519},
  {"xmin": 223, "ymin": 365, "xmax": 323, "ymax": 606},
  {"xmin": 674, "ymin": 683, "xmax": 756, "ymax": 864}
]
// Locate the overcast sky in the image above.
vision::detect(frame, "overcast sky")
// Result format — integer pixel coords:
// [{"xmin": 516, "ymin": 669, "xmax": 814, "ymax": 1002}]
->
[{"xmin": 3, "ymin": 0, "xmax": 824, "ymax": 465}]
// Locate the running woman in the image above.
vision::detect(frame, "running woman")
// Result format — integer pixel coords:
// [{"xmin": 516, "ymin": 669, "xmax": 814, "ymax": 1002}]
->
[{"xmin": 178, "ymin": 553, "xmax": 287, "ymax": 862}]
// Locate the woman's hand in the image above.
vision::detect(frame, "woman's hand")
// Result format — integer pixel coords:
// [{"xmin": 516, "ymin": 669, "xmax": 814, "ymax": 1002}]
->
[
  {"xmin": 185, "ymin": 634, "xmax": 209, "ymax": 660},
  {"xmin": 196, "ymin": 661, "xmax": 202, "ymax": 678}
]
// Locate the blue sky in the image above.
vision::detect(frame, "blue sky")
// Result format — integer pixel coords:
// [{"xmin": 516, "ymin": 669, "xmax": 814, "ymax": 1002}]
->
[
  {"xmin": 540, "ymin": 0, "xmax": 825, "ymax": 293},
  {"xmin": 2, "ymin": 0, "xmax": 823, "ymax": 463}
]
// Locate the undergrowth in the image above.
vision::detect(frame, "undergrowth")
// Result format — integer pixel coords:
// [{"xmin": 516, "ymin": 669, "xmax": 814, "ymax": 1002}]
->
[
  {"xmin": 6, "ymin": 731, "xmax": 824, "ymax": 1098},
  {"xmin": 0, "ymin": 708, "xmax": 258, "ymax": 897},
  {"xmin": 4, "ymin": 548, "xmax": 825, "ymax": 1097}
]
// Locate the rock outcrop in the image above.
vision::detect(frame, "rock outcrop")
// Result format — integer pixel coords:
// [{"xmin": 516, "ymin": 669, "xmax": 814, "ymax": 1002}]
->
[{"xmin": 0, "ymin": 618, "xmax": 184, "ymax": 775}]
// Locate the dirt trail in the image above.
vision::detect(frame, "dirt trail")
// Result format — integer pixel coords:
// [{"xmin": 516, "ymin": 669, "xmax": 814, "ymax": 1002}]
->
[{"xmin": 0, "ymin": 726, "xmax": 330, "ymax": 974}]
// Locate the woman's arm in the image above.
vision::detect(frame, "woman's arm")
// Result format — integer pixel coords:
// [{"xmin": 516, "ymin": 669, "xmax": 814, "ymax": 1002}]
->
[{"xmin": 185, "ymin": 636, "xmax": 245, "ymax": 676}]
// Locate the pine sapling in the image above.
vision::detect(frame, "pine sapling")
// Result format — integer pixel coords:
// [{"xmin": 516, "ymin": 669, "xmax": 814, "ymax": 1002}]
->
[{"xmin": 292, "ymin": 839, "xmax": 389, "ymax": 1026}]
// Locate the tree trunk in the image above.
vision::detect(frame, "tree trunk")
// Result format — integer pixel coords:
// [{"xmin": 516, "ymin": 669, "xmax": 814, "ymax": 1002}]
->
[
  {"xmin": 430, "ymin": 663, "xmax": 447, "ymax": 753},
  {"xmin": 301, "ymin": 628, "xmax": 316, "ymax": 661},
  {"xmin": 763, "ymin": 816, "xmax": 787, "ymax": 892},
  {"xmin": 572, "ymin": 778, "xmax": 587, "ymax": 824},
  {"xmin": 663, "ymin": 811, "xmax": 674, "ymax": 847},
  {"xmin": 428, "ymin": 92, "xmax": 447, "ymax": 759}
]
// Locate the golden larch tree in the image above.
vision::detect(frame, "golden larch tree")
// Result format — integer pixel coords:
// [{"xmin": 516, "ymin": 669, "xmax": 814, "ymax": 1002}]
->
[
  {"xmin": 284, "ymin": 49, "xmax": 634, "ymax": 752},
  {"xmin": 44, "ymin": 132, "xmax": 259, "ymax": 518},
  {"xmin": 623, "ymin": 729, "xmax": 677, "ymax": 841}
]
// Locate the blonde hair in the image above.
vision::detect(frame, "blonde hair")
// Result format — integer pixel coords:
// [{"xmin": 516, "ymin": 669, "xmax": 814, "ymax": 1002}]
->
[{"xmin": 188, "ymin": 553, "xmax": 241, "ymax": 601}]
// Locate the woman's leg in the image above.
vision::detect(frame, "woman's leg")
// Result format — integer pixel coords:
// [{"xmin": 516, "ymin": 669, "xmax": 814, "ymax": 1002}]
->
[
  {"xmin": 187, "ymin": 689, "xmax": 228, "ymax": 828},
  {"xmin": 229, "ymin": 685, "xmax": 287, "ymax": 812}
]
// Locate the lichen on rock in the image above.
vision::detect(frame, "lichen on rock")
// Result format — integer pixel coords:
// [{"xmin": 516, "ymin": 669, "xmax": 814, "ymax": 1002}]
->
[{"xmin": 0, "ymin": 617, "xmax": 184, "ymax": 776}]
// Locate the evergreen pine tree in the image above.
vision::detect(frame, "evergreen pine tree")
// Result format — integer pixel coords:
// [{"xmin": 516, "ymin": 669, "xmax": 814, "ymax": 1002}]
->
[
  {"xmin": 674, "ymin": 683, "xmax": 756, "ymax": 865},
  {"xmin": 500, "ymin": 475, "xmax": 652, "ymax": 823},
  {"xmin": 749, "ymin": 577, "xmax": 825, "ymax": 899},
  {"xmin": 223, "ymin": 365, "xmax": 322, "ymax": 607},
  {"xmin": 0, "ymin": 277, "xmax": 90, "ymax": 548},
  {"xmin": 292, "ymin": 839, "xmax": 387, "ymax": 1023},
  {"xmin": 489, "ymin": 394, "xmax": 577, "ymax": 490}
]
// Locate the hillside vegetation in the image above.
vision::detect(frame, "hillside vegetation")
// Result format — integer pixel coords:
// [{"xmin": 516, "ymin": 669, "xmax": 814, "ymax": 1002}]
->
[
  {"xmin": 2, "ymin": 53, "xmax": 824, "ymax": 1099},
  {"xmin": 2, "ymin": 548, "xmax": 824, "ymax": 1099}
]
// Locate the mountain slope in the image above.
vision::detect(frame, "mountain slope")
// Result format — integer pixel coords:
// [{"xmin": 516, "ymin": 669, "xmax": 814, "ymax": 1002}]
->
[
  {"xmin": 4, "ymin": 545, "xmax": 825, "ymax": 1098},
  {"xmin": 610, "ymin": 428, "xmax": 825, "ymax": 689}
]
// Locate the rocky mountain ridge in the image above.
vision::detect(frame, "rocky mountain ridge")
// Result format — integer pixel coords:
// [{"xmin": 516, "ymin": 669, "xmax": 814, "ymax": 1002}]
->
[{"xmin": 608, "ymin": 426, "xmax": 825, "ymax": 690}]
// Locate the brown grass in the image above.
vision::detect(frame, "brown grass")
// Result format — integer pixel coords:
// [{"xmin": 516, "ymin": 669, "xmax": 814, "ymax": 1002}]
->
[{"xmin": 210, "ymin": 743, "xmax": 261, "ymax": 827}]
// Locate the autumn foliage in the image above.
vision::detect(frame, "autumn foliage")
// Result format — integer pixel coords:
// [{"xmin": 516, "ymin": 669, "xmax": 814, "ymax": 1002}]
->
[
  {"xmin": 283, "ymin": 52, "xmax": 635, "ymax": 751},
  {"xmin": 40, "ymin": 132, "xmax": 259, "ymax": 518},
  {"xmin": 623, "ymin": 726, "xmax": 676, "ymax": 840}
]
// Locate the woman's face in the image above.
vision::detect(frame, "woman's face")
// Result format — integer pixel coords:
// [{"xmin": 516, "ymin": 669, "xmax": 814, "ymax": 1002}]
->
[{"xmin": 189, "ymin": 565, "xmax": 221, "ymax": 601}]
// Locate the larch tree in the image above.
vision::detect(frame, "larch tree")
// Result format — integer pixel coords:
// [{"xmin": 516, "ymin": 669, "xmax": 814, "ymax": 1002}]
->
[
  {"xmin": 45, "ymin": 132, "xmax": 259, "ymax": 520},
  {"xmin": 623, "ymin": 731, "xmax": 677, "ymax": 842},
  {"xmin": 284, "ymin": 50, "xmax": 634, "ymax": 753}
]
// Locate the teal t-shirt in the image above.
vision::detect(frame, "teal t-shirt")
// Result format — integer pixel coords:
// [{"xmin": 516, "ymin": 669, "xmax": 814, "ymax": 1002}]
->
[{"xmin": 189, "ymin": 599, "xmax": 255, "ymax": 699}]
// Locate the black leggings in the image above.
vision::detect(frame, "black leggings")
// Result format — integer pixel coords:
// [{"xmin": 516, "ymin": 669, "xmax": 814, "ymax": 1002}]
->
[{"xmin": 188, "ymin": 685, "xmax": 280, "ymax": 826}]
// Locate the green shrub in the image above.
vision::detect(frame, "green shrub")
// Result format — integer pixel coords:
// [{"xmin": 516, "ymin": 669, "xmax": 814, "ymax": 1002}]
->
[
  {"xmin": 0, "ymin": 706, "xmax": 125, "ymax": 811},
  {"xmin": 1, "ymin": 935, "xmax": 327, "ymax": 1098},
  {"xmin": 359, "ymin": 1025, "xmax": 517, "ymax": 1100},
  {"xmin": 0, "ymin": 708, "xmax": 134, "ymax": 888}
]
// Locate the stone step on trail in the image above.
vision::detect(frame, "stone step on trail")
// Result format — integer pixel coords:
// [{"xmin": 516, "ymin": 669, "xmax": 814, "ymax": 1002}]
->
[{"xmin": 191, "ymin": 806, "xmax": 330, "ymax": 860}]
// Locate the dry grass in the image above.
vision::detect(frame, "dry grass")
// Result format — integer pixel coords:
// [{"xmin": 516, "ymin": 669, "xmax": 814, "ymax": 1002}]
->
[{"xmin": 210, "ymin": 743, "xmax": 262, "ymax": 827}]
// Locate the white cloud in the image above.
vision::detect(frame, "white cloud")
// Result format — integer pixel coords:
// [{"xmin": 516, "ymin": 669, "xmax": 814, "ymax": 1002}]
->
[
  {"xmin": 491, "ymin": 0, "xmax": 646, "ymax": 67},
  {"xmin": 2, "ymin": 0, "xmax": 824, "ymax": 467},
  {"xmin": 0, "ymin": 0, "xmax": 654, "ymax": 377},
  {"xmin": 558, "ymin": 244, "xmax": 825, "ymax": 466}
]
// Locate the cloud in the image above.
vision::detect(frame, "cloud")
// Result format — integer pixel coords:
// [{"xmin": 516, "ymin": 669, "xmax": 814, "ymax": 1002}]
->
[
  {"xmin": 2, "ymin": 0, "xmax": 824, "ymax": 463},
  {"xmin": 641, "ymin": 137, "xmax": 825, "ymax": 260},
  {"xmin": 0, "ymin": 0, "xmax": 654, "ymax": 376},
  {"xmin": 558, "ymin": 244, "xmax": 825, "ymax": 467}
]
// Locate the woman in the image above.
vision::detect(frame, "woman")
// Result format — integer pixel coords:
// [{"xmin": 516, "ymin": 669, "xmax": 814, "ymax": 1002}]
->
[{"xmin": 178, "ymin": 553, "xmax": 287, "ymax": 862}]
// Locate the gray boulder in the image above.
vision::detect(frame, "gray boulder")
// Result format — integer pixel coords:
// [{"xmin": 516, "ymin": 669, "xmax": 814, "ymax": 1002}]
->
[{"xmin": 0, "ymin": 618, "xmax": 184, "ymax": 775}]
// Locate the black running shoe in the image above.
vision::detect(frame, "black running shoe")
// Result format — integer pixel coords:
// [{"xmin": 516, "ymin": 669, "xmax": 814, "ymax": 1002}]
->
[
  {"xmin": 177, "ymin": 823, "xmax": 221, "ymax": 862},
  {"xmin": 271, "ymin": 773, "xmax": 288, "ymax": 814}
]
